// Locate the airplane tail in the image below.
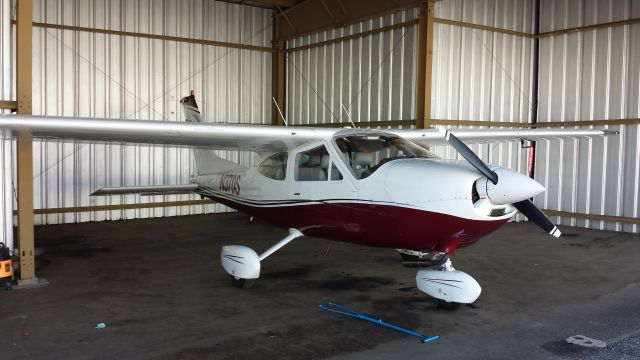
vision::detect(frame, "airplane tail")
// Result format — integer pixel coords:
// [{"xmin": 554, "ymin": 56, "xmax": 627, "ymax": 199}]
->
[
  {"xmin": 180, "ymin": 91, "xmax": 245, "ymax": 175},
  {"xmin": 180, "ymin": 90, "xmax": 203, "ymax": 123}
]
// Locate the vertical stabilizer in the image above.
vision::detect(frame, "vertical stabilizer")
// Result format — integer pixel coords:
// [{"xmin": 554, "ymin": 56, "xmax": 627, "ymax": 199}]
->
[
  {"xmin": 180, "ymin": 91, "xmax": 246, "ymax": 175},
  {"xmin": 180, "ymin": 90, "xmax": 203, "ymax": 123}
]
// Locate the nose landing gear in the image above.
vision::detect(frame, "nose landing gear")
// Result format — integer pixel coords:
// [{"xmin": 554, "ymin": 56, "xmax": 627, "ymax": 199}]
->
[
  {"xmin": 412, "ymin": 252, "xmax": 481, "ymax": 310},
  {"xmin": 398, "ymin": 250, "xmax": 450, "ymax": 268}
]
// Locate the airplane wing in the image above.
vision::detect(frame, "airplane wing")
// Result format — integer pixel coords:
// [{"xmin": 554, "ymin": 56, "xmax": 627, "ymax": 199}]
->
[
  {"xmin": 0, "ymin": 115, "xmax": 615, "ymax": 151},
  {"xmin": 391, "ymin": 128, "xmax": 618, "ymax": 145},
  {"xmin": 0, "ymin": 115, "xmax": 337, "ymax": 152}
]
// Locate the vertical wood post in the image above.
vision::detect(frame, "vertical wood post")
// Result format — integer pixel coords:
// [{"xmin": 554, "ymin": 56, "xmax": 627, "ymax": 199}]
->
[
  {"xmin": 16, "ymin": 0, "xmax": 36, "ymax": 282},
  {"xmin": 272, "ymin": 15, "xmax": 286, "ymax": 126},
  {"xmin": 416, "ymin": 1, "xmax": 434, "ymax": 129}
]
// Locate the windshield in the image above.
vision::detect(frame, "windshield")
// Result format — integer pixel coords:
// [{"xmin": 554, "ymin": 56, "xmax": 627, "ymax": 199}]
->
[{"xmin": 333, "ymin": 134, "xmax": 433, "ymax": 179}]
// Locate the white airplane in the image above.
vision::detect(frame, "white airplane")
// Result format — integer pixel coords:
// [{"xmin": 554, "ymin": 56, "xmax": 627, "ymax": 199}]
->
[{"xmin": 0, "ymin": 92, "xmax": 614, "ymax": 309}]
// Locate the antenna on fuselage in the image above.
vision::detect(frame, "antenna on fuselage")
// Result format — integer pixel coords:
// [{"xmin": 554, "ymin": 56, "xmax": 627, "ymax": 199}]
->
[
  {"xmin": 341, "ymin": 104, "xmax": 357, "ymax": 128},
  {"xmin": 272, "ymin": 97, "xmax": 288, "ymax": 126}
]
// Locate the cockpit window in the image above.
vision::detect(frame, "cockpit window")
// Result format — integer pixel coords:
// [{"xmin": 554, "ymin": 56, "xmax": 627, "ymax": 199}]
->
[
  {"xmin": 333, "ymin": 134, "xmax": 432, "ymax": 179},
  {"xmin": 295, "ymin": 145, "xmax": 330, "ymax": 181},
  {"xmin": 258, "ymin": 152, "xmax": 287, "ymax": 180}
]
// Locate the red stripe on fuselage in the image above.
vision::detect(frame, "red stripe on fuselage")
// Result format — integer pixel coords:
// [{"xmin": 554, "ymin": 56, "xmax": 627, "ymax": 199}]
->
[{"xmin": 206, "ymin": 193, "xmax": 508, "ymax": 253}]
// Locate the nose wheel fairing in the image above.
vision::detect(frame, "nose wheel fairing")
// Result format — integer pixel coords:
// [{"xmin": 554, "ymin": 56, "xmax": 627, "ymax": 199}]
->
[{"xmin": 415, "ymin": 258, "xmax": 482, "ymax": 305}]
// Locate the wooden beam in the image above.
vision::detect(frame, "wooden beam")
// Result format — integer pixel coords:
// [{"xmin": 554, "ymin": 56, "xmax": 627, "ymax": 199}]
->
[
  {"xmin": 278, "ymin": 6, "xmax": 298, "ymax": 34},
  {"xmin": 415, "ymin": 2, "xmax": 427, "ymax": 129},
  {"xmin": 287, "ymin": 19, "xmax": 419, "ymax": 53},
  {"xmin": 16, "ymin": 135, "xmax": 35, "ymax": 280},
  {"xmin": 431, "ymin": 119, "xmax": 533, "ymax": 128},
  {"xmin": 434, "ymin": 18, "xmax": 535, "ymax": 38},
  {"xmin": 433, "ymin": 17, "xmax": 640, "ymax": 40},
  {"xmin": 415, "ymin": 2, "xmax": 434, "ymax": 129},
  {"xmin": 538, "ymin": 18, "xmax": 640, "ymax": 38},
  {"xmin": 272, "ymin": 16, "xmax": 287, "ymax": 125},
  {"xmin": 16, "ymin": 0, "xmax": 36, "ymax": 283},
  {"xmin": 320, "ymin": 0, "xmax": 336, "ymax": 23},
  {"xmin": 430, "ymin": 118, "xmax": 640, "ymax": 128},
  {"xmin": 0, "ymin": 100, "xmax": 18, "ymax": 110},
  {"xmin": 12, "ymin": 199, "xmax": 217, "ymax": 215},
  {"xmin": 246, "ymin": 0, "xmax": 301, "ymax": 7},
  {"xmin": 275, "ymin": 0, "xmax": 422, "ymax": 40},
  {"xmin": 13, "ymin": 21, "xmax": 273, "ymax": 53},
  {"xmin": 534, "ymin": 118, "xmax": 640, "ymax": 127},
  {"xmin": 542, "ymin": 209, "xmax": 640, "ymax": 225},
  {"xmin": 424, "ymin": 1, "xmax": 434, "ymax": 129},
  {"xmin": 297, "ymin": 118, "xmax": 640, "ymax": 129},
  {"xmin": 16, "ymin": 12, "xmax": 32, "ymax": 116}
]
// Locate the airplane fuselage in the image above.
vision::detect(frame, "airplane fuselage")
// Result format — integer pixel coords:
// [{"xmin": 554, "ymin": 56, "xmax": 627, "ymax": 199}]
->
[{"xmin": 195, "ymin": 131, "xmax": 515, "ymax": 254}]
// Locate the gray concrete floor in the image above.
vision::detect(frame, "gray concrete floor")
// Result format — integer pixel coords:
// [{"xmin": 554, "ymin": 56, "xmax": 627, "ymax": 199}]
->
[{"xmin": 1, "ymin": 213, "xmax": 639, "ymax": 360}]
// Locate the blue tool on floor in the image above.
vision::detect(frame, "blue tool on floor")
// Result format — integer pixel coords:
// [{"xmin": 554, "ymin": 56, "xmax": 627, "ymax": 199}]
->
[{"xmin": 318, "ymin": 301, "xmax": 439, "ymax": 343}]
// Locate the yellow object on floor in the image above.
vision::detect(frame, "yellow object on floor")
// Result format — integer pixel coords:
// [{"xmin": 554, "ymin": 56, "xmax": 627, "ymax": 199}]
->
[
  {"xmin": 0, "ymin": 242, "xmax": 12, "ymax": 282},
  {"xmin": 0, "ymin": 259, "xmax": 12, "ymax": 278}
]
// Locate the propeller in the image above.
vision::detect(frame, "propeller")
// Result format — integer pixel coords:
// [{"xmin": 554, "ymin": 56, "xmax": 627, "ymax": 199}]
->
[
  {"xmin": 438, "ymin": 128, "xmax": 561, "ymax": 238},
  {"xmin": 439, "ymin": 128, "xmax": 498, "ymax": 184},
  {"xmin": 513, "ymin": 200, "xmax": 561, "ymax": 237}
]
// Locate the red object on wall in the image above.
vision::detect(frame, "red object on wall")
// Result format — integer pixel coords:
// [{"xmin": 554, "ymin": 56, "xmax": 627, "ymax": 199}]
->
[{"xmin": 527, "ymin": 145, "xmax": 535, "ymax": 177}]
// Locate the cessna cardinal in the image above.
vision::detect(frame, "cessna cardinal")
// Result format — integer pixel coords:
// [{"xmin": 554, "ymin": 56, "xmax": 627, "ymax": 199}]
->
[{"xmin": 0, "ymin": 92, "xmax": 615, "ymax": 308}]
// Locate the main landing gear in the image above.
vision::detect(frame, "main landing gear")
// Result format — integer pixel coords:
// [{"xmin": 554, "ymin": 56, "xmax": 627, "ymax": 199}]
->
[
  {"xmin": 408, "ymin": 251, "xmax": 482, "ymax": 310},
  {"xmin": 220, "ymin": 228, "xmax": 303, "ymax": 288}
]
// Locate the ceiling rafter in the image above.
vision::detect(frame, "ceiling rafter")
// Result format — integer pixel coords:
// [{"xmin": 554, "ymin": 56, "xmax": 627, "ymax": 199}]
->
[{"xmin": 275, "ymin": 0, "xmax": 426, "ymax": 40}]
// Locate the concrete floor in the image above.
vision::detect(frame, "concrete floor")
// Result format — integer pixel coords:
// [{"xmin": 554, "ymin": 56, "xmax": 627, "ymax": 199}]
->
[{"xmin": 1, "ymin": 213, "xmax": 639, "ymax": 360}]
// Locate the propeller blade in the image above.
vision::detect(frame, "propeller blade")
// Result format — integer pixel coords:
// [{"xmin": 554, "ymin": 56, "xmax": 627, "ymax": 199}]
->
[
  {"xmin": 438, "ymin": 128, "xmax": 499, "ymax": 184},
  {"xmin": 513, "ymin": 199, "xmax": 561, "ymax": 237}
]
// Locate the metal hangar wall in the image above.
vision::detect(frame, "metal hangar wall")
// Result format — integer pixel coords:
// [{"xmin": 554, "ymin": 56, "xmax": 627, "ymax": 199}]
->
[
  {"xmin": 1, "ymin": 0, "xmax": 274, "ymax": 238},
  {"xmin": 535, "ymin": 0, "xmax": 640, "ymax": 233}
]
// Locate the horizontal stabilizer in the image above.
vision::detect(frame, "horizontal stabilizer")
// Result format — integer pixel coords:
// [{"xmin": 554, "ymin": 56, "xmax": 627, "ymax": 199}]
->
[{"xmin": 91, "ymin": 184, "xmax": 198, "ymax": 196}]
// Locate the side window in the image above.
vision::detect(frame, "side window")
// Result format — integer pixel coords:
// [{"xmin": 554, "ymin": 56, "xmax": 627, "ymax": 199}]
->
[
  {"xmin": 258, "ymin": 152, "xmax": 287, "ymax": 180},
  {"xmin": 330, "ymin": 162, "xmax": 343, "ymax": 180},
  {"xmin": 295, "ymin": 146, "xmax": 330, "ymax": 181}
]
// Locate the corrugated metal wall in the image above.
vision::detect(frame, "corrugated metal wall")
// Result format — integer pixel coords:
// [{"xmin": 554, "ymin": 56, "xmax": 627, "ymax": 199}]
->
[
  {"xmin": 431, "ymin": 0, "xmax": 535, "ymax": 189},
  {"xmin": 25, "ymin": 0, "xmax": 273, "ymax": 225},
  {"xmin": 1, "ymin": 0, "xmax": 14, "ymax": 248},
  {"xmin": 433, "ymin": 0, "xmax": 535, "ymax": 124},
  {"xmin": 286, "ymin": 8, "xmax": 419, "ymax": 126},
  {"xmin": 536, "ymin": 0, "xmax": 639, "ymax": 233}
]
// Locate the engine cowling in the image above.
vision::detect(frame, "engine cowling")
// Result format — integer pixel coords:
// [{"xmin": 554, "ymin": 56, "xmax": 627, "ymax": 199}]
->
[
  {"xmin": 416, "ymin": 268, "xmax": 481, "ymax": 304},
  {"xmin": 221, "ymin": 245, "xmax": 261, "ymax": 279}
]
